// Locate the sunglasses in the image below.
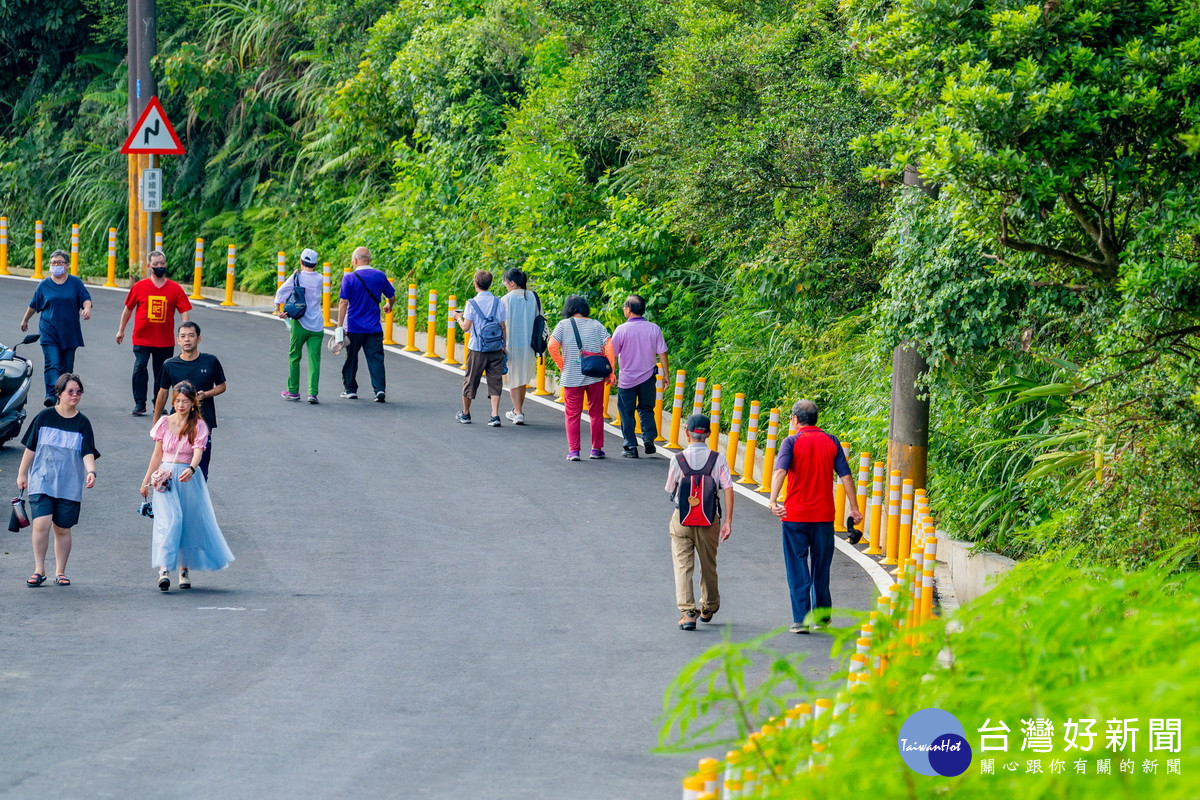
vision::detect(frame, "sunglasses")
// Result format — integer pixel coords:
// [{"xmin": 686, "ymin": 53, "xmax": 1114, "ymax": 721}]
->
[{"xmin": 63, "ymin": 388, "xmax": 84, "ymax": 396}]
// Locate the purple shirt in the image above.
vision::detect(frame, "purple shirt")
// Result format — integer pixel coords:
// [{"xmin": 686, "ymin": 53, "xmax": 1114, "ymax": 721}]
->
[
  {"xmin": 339, "ymin": 267, "xmax": 395, "ymax": 335},
  {"xmin": 611, "ymin": 317, "xmax": 667, "ymax": 389}
]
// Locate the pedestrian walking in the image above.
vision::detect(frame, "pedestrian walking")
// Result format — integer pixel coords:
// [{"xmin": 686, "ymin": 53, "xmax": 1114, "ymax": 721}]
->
[
  {"xmin": 153, "ymin": 322, "xmax": 226, "ymax": 481},
  {"xmin": 767, "ymin": 399, "xmax": 863, "ymax": 634},
  {"xmin": 275, "ymin": 247, "xmax": 325, "ymax": 404},
  {"xmin": 610, "ymin": 294, "xmax": 668, "ymax": 458},
  {"xmin": 19, "ymin": 250, "xmax": 92, "ymax": 407},
  {"xmin": 17, "ymin": 373, "xmax": 99, "ymax": 588},
  {"xmin": 664, "ymin": 414, "xmax": 733, "ymax": 630},
  {"xmin": 115, "ymin": 250, "xmax": 192, "ymax": 416},
  {"xmin": 546, "ymin": 295, "xmax": 615, "ymax": 460},
  {"xmin": 451, "ymin": 270, "xmax": 508, "ymax": 426},
  {"xmin": 141, "ymin": 381, "xmax": 234, "ymax": 591},
  {"xmin": 500, "ymin": 268, "xmax": 538, "ymax": 425},
  {"xmin": 335, "ymin": 247, "xmax": 395, "ymax": 402}
]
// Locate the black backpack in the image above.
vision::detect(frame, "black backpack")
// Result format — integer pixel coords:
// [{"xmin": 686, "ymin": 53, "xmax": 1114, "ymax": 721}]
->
[
  {"xmin": 675, "ymin": 451, "xmax": 721, "ymax": 527},
  {"xmin": 530, "ymin": 290, "xmax": 549, "ymax": 356},
  {"xmin": 283, "ymin": 273, "xmax": 307, "ymax": 320}
]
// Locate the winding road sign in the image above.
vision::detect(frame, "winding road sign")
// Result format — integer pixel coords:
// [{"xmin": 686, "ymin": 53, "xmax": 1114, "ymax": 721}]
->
[{"xmin": 121, "ymin": 96, "xmax": 185, "ymax": 155}]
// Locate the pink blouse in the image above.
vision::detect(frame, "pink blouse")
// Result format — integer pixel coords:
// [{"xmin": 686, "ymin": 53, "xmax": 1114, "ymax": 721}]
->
[{"xmin": 150, "ymin": 415, "xmax": 209, "ymax": 463}]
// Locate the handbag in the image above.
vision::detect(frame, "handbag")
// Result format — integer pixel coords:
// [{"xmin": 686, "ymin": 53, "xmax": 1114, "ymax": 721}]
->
[
  {"xmin": 283, "ymin": 272, "xmax": 308, "ymax": 319},
  {"xmin": 9, "ymin": 491, "xmax": 30, "ymax": 532},
  {"xmin": 570, "ymin": 318, "xmax": 612, "ymax": 379},
  {"xmin": 530, "ymin": 291, "xmax": 549, "ymax": 356}
]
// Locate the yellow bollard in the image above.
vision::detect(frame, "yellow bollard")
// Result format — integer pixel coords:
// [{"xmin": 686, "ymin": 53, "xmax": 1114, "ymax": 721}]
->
[
  {"xmin": 190, "ymin": 239, "xmax": 205, "ymax": 299},
  {"xmin": 854, "ymin": 452, "xmax": 871, "ymax": 537},
  {"xmin": 322, "ymin": 262, "xmax": 332, "ymax": 326},
  {"xmin": 882, "ymin": 470, "xmax": 901, "ymax": 565},
  {"xmin": 697, "ymin": 758, "xmax": 720, "ymax": 797},
  {"xmin": 726, "ymin": 393, "xmax": 744, "ymax": 474},
  {"xmin": 738, "ymin": 401, "xmax": 761, "ymax": 484},
  {"xmin": 33, "ymin": 219, "xmax": 43, "ymax": 278},
  {"xmin": 460, "ymin": 331, "xmax": 470, "ymax": 371},
  {"xmin": 667, "ymin": 370, "xmax": 686, "ymax": 449},
  {"xmin": 707, "ymin": 384, "xmax": 722, "ymax": 452},
  {"xmin": 104, "ymin": 228, "xmax": 117, "ymax": 287},
  {"xmin": 0, "ymin": 216, "xmax": 8, "ymax": 274},
  {"xmin": 681, "ymin": 773, "xmax": 706, "ymax": 800},
  {"xmin": 865, "ymin": 462, "xmax": 885, "ymax": 554},
  {"xmin": 535, "ymin": 356, "xmax": 552, "ymax": 396},
  {"xmin": 424, "ymin": 290, "xmax": 438, "ymax": 357},
  {"xmin": 757, "ymin": 408, "xmax": 780, "ymax": 492},
  {"xmin": 221, "ymin": 244, "xmax": 237, "ymax": 306},
  {"xmin": 1095, "ymin": 434, "xmax": 1105, "ymax": 483},
  {"xmin": 443, "ymin": 295, "xmax": 460, "ymax": 365},
  {"xmin": 834, "ymin": 441, "xmax": 851, "ymax": 531},
  {"xmin": 404, "ymin": 283, "xmax": 419, "ymax": 351},
  {"xmin": 602, "ymin": 381, "xmax": 612, "ymax": 419},
  {"xmin": 653, "ymin": 374, "xmax": 667, "ymax": 442},
  {"xmin": 276, "ymin": 251, "xmax": 286, "ymax": 314},
  {"xmin": 154, "ymin": 230, "xmax": 162, "ymax": 252},
  {"xmin": 897, "ymin": 479, "xmax": 915, "ymax": 567},
  {"xmin": 921, "ymin": 534, "xmax": 938, "ymax": 624},
  {"xmin": 691, "ymin": 377, "xmax": 707, "ymax": 418},
  {"xmin": 383, "ymin": 278, "xmax": 398, "ymax": 345},
  {"xmin": 70, "ymin": 224, "xmax": 79, "ymax": 276}
]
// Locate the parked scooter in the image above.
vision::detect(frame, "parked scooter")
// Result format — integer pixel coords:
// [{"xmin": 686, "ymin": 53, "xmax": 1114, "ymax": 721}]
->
[{"xmin": 0, "ymin": 333, "xmax": 40, "ymax": 449}]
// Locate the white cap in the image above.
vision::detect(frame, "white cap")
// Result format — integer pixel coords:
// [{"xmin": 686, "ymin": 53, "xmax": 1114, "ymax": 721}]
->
[{"xmin": 300, "ymin": 247, "xmax": 319, "ymax": 267}]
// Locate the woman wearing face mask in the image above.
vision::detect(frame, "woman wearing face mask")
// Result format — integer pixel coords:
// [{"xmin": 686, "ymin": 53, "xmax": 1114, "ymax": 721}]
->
[
  {"xmin": 141, "ymin": 381, "xmax": 233, "ymax": 591},
  {"xmin": 20, "ymin": 249, "xmax": 93, "ymax": 407}
]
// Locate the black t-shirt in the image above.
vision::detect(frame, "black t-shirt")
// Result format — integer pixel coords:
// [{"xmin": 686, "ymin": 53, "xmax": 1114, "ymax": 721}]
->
[
  {"xmin": 158, "ymin": 353, "xmax": 226, "ymax": 430},
  {"xmin": 21, "ymin": 408, "xmax": 100, "ymax": 501}
]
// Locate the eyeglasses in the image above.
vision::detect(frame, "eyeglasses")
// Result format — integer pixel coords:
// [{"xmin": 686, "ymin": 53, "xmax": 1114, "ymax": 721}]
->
[
  {"xmin": 63, "ymin": 388, "xmax": 84, "ymax": 396},
  {"xmin": 49, "ymin": 261, "xmax": 68, "ymax": 267}
]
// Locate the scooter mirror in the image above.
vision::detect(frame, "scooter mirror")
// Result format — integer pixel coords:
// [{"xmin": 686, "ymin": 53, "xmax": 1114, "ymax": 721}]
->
[{"xmin": 20, "ymin": 333, "xmax": 40, "ymax": 345}]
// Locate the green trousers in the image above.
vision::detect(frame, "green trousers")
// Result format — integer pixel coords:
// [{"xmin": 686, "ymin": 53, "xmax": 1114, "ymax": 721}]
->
[{"xmin": 287, "ymin": 321, "xmax": 324, "ymax": 396}]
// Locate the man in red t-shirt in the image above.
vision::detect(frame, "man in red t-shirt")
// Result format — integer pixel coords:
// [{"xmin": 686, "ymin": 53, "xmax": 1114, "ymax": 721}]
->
[
  {"xmin": 115, "ymin": 250, "xmax": 192, "ymax": 415},
  {"xmin": 767, "ymin": 399, "xmax": 863, "ymax": 634}
]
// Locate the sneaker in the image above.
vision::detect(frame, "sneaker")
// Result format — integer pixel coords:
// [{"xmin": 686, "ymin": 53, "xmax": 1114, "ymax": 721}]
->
[
  {"xmin": 281, "ymin": 390, "xmax": 301, "ymax": 401},
  {"xmin": 789, "ymin": 622, "xmax": 809, "ymax": 634},
  {"xmin": 678, "ymin": 610, "xmax": 698, "ymax": 631},
  {"xmin": 505, "ymin": 411, "xmax": 526, "ymax": 425},
  {"xmin": 456, "ymin": 412, "xmax": 472, "ymax": 424},
  {"xmin": 622, "ymin": 447, "xmax": 639, "ymax": 459},
  {"xmin": 158, "ymin": 569, "xmax": 170, "ymax": 591},
  {"xmin": 643, "ymin": 441, "xmax": 656, "ymax": 455},
  {"xmin": 132, "ymin": 406, "xmax": 147, "ymax": 416},
  {"xmin": 178, "ymin": 568, "xmax": 191, "ymax": 589},
  {"xmin": 589, "ymin": 448, "xmax": 605, "ymax": 459},
  {"xmin": 699, "ymin": 607, "xmax": 717, "ymax": 623},
  {"xmin": 566, "ymin": 451, "xmax": 581, "ymax": 462},
  {"xmin": 374, "ymin": 391, "xmax": 386, "ymax": 402},
  {"xmin": 339, "ymin": 391, "xmax": 358, "ymax": 400},
  {"xmin": 307, "ymin": 396, "xmax": 319, "ymax": 405},
  {"xmin": 487, "ymin": 416, "xmax": 501, "ymax": 427}
]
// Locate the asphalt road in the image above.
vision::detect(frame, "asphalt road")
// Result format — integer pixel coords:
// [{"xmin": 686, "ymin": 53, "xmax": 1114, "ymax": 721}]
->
[{"xmin": 0, "ymin": 274, "xmax": 878, "ymax": 799}]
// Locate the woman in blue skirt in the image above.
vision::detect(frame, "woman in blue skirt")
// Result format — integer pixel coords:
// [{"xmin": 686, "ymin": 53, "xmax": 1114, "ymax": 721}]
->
[{"xmin": 140, "ymin": 381, "xmax": 233, "ymax": 591}]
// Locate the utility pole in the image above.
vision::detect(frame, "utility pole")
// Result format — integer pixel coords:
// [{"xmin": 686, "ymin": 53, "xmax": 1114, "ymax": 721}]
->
[{"xmin": 128, "ymin": 0, "xmax": 159, "ymax": 278}]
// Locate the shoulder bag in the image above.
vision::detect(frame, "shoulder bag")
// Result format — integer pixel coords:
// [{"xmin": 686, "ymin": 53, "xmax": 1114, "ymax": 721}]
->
[{"xmin": 570, "ymin": 318, "xmax": 612, "ymax": 379}]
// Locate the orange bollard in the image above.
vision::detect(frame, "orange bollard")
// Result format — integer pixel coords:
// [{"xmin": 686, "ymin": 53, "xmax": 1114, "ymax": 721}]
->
[
  {"xmin": 33, "ymin": 219, "xmax": 43, "ymax": 279},
  {"xmin": 834, "ymin": 441, "xmax": 851, "ymax": 531},
  {"xmin": 898, "ymin": 479, "xmax": 915, "ymax": 566},
  {"xmin": 865, "ymin": 462, "xmax": 885, "ymax": 555},
  {"xmin": 70, "ymin": 224, "xmax": 79, "ymax": 276},
  {"xmin": 667, "ymin": 370, "xmax": 686, "ymax": 449},
  {"xmin": 653, "ymin": 374, "xmax": 666, "ymax": 442},
  {"xmin": 882, "ymin": 470, "xmax": 901, "ymax": 565},
  {"xmin": 737, "ymin": 402, "xmax": 761, "ymax": 484},
  {"xmin": 104, "ymin": 228, "xmax": 117, "ymax": 287},
  {"xmin": 322, "ymin": 263, "xmax": 332, "ymax": 326},
  {"xmin": 0, "ymin": 216, "xmax": 8, "ymax": 274}
]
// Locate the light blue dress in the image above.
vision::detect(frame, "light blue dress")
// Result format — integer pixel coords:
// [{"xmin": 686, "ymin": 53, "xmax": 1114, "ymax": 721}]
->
[
  {"xmin": 502, "ymin": 289, "xmax": 538, "ymax": 386},
  {"xmin": 149, "ymin": 417, "xmax": 234, "ymax": 571}
]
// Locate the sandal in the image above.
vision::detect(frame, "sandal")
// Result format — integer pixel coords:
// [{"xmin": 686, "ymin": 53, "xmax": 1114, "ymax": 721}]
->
[
  {"xmin": 55, "ymin": 574, "xmax": 71, "ymax": 586},
  {"xmin": 26, "ymin": 572, "xmax": 47, "ymax": 587}
]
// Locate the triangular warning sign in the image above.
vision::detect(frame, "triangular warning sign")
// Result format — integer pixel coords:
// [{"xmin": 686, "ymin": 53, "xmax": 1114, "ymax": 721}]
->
[{"xmin": 121, "ymin": 96, "xmax": 186, "ymax": 155}]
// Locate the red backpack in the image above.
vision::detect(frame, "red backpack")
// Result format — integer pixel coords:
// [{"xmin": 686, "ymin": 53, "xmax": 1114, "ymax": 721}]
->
[{"xmin": 675, "ymin": 451, "xmax": 721, "ymax": 526}]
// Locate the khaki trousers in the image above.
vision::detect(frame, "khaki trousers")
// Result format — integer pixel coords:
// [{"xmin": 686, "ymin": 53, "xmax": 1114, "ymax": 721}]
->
[{"xmin": 670, "ymin": 509, "xmax": 721, "ymax": 614}]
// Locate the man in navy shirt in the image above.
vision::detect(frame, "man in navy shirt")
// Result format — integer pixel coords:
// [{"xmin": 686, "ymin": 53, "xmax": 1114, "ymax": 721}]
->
[{"xmin": 335, "ymin": 247, "xmax": 395, "ymax": 402}]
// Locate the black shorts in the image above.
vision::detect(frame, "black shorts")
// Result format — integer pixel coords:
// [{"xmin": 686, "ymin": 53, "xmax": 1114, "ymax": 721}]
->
[{"xmin": 28, "ymin": 494, "xmax": 82, "ymax": 528}]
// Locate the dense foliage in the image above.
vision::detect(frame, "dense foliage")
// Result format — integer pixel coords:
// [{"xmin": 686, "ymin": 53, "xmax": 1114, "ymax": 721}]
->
[{"xmin": 1, "ymin": 0, "xmax": 1197, "ymax": 568}]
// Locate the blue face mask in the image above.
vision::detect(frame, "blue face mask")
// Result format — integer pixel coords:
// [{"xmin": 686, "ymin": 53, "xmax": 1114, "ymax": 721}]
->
[{"xmin": 49, "ymin": 264, "xmax": 67, "ymax": 277}]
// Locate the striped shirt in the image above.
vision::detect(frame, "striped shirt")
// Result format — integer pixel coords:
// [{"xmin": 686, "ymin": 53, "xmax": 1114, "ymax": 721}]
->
[{"xmin": 549, "ymin": 317, "xmax": 611, "ymax": 387}]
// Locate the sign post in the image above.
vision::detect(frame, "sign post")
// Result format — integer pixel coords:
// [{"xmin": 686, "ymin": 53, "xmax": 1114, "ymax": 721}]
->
[{"xmin": 121, "ymin": 93, "xmax": 183, "ymax": 277}]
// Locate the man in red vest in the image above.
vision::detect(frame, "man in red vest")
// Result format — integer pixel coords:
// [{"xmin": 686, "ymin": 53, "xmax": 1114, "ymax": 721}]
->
[{"xmin": 767, "ymin": 399, "xmax": 863, "ymax": 634}]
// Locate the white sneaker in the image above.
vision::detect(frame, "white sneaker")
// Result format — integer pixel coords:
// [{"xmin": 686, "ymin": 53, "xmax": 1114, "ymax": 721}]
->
[
  {"xmin": 505, "ymin": 411, "xmax": 525, "ymax": 425},
  {"xmin": 158, "ymin": 569, "xmax": 170, "ymax": 591},
  {"xmin": 178, "ymin": 568, "xmax": 191, "ymax": 589}
]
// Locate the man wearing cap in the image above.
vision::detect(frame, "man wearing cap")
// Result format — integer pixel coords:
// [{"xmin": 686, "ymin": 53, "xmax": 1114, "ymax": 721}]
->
[
  {"xmin": 664, "ymin": 413, "xmax": 734, "ymax": 630},
  {"xmin": 767, "ymin": 399, "xmax": 863, "ymax": 634},
  {"xmin": 275, "ymin": 248, "xmax": 326, "ymax": 404}
]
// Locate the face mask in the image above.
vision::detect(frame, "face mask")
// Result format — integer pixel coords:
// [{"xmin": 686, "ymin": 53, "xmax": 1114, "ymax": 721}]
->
[
  {"xmin": 151, "ymin": 267, "xmax": 167, "ymax": 278},
  {"xmin": 49, "ymin": 264, "xmax": 67, "ymax": 277}
]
